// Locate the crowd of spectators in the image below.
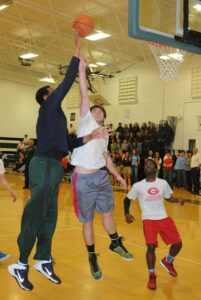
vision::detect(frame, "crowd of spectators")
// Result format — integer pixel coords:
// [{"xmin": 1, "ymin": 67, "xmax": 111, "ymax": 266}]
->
[
  {"xmin": 108, "ymin": 120, "xmax": 174, "ymax": 156},
  {"xmin": 106, "ymin": 122, "xmax": 200, "ymax": 195}
]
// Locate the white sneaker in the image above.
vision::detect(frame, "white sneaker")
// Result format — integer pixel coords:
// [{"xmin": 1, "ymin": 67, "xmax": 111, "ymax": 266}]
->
[
  {"xmin": 8, "ymin": 262, "xmax": 33, "ymax": 291},
  {"xmin": 34, "ymin": 259, "xmax": 61, "ymax": 284}
]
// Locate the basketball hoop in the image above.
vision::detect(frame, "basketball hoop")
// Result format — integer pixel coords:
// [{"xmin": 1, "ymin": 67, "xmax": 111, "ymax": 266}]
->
[{"xmin": 149, "ymin": 42, "xmax": 185, "ymax": 81}]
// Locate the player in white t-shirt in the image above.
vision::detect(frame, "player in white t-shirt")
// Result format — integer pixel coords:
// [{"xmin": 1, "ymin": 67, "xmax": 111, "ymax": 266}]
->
[
  {"xmin": 124, "ymin": 159, "xmax": 184, "ymax": 290},
  {"xmin": 0, "ymin": 156, "xmax": 17, "ymax": 261},
  {"xmin": 71, "ymin": 58, "xmax": 133, "ymax": 281}
]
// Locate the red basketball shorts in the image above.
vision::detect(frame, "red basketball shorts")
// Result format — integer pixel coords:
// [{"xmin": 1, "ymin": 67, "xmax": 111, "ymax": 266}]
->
[{"xmin": 143, "ymin": 217, "xmax": 182, "ymax": 247}]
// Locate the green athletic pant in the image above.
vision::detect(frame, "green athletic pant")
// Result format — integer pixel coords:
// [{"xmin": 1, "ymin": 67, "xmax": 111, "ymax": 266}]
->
[{"xmin": 17, "ymin": 156, "xmax": 64, "ymax": 264}]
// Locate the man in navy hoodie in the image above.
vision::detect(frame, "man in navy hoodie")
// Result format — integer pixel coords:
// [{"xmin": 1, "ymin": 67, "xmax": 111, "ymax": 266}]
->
[{"xmin": 8, "ymin": 31, "xmax": 103, "ymax": 291}]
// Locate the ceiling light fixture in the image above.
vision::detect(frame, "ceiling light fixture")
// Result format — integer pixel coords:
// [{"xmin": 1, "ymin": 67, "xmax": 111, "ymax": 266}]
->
[
  {"xmin": 85, "ymin": 31, "xmax": 111, "ymax": 41},
  {"xmin": 88, "ymin": 63, "xmax": 98, "ymax": 68},
  {"xmin": 193, "ymin": 4, "xmax": 201, "ymax": 11},
  {"xmin": 96, "ymin": 62, "xmax": 107, "ymax": 66},
  {"xmin": 167, "ymin": 53, "xmax": 184, "ymax": 61},
  {"xmin": 20, "ymin": 53, "xmax": 39, "ymax": 59},
  {"xmin": 0, "ymin": 0, "xmax": 13, "ymax": 11},
  {"xmin": 159, "ymin": 55, "xmax": 170, "ymax": 60},
  {"xmin": 39, "ymin": 74, "xmax": 56, "ymax": 84},
  {"xmin": 159, "ymin": 53, "xmax": 184, "ymax": 61}
]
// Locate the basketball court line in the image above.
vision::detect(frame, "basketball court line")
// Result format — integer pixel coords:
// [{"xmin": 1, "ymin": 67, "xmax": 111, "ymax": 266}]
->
[{"xmin": 0, "ymin": 224, "xmax": 200, "ymax": 267}]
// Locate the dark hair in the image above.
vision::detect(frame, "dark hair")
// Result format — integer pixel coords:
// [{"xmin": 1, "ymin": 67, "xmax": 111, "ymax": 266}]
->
[
  {"xmin": 35, "ymin": 86, "xmax": 50, "ymax": 105},
  {"xmin": 145, "ymin": 159, "xmax": 158, "ymax": 170},
  {"xmin": 90, "ymin": 105, "xmax": 107, "ymax": 118}
]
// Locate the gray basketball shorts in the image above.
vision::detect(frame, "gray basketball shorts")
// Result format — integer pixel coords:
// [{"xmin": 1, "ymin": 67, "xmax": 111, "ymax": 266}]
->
[{"xmin": 72, "ymin": 170, "xmax": 114, "ymax": 222}]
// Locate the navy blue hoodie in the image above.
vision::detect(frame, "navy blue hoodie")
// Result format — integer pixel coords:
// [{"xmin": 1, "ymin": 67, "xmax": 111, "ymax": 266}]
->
[{"xmin": 35, "ymin": 56, "xmax": 80, "ymax": 158}]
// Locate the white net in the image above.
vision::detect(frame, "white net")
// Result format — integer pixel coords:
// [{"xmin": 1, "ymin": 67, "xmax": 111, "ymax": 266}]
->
[{"xmin": 149, "ymin": 42, "xmax": 185, "ymax": 81}]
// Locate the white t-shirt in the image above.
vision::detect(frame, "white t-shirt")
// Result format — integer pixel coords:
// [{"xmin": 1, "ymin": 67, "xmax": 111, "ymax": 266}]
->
[
  {"xmin": 0, "ymin": 159, "xmax": 5, "ymax": 175},
  {"xmin": 71, "ymin": 111, "xmax": 108, "ymax": 169},
  {"xmin": 190, "ymin": 153, "xmax": 201, "ymax": 168},
  {"xmin": 127, "ymin": 178, "xmax": 172, "ymax": 220}
]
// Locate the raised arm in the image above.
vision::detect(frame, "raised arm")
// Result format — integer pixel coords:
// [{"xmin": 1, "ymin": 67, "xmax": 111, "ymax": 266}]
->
[
  {"xmin": 79, "ymin": 58, "xmax": 90, "ymax": 118},
  {"xmin": 73, "ymin": 29, "xmax": 81, "ymax": 58},
  {"xmin": 47, "ymin": 31, "xmax": 81, "ymax": 106}
]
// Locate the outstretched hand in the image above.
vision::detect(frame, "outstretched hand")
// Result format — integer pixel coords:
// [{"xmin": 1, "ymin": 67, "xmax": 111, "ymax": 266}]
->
[{"xmin": 125, "ymin": 213, "xmax": 134, "ymax": 224}]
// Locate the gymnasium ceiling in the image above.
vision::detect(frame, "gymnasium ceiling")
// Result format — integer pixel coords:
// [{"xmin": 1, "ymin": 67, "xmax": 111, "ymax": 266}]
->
[{"xmin": 0, "ymin": 0, "xmax": 200, "ymax": 87}]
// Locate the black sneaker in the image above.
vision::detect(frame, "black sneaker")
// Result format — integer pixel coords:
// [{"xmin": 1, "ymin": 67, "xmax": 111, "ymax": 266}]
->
[
  {"xmin": 109, "ymin": 236, "xmax": 133, "ymax": 260},
  {"xmin": 88, "ymin": 253, "xmax": 103, "ymax": 280},
  {"xmin": 8, "ymin": 263, "xmax": 33, "ymax": 291},
  {"xmin": 34, "ymin": 259, "xmax": 61, "ymax": 284}
]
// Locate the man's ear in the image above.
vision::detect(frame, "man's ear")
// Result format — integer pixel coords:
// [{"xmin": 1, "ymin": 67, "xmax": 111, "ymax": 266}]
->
[{"xmin": 43, "ymin": 94, "xmax": 48, "ymax": 101}]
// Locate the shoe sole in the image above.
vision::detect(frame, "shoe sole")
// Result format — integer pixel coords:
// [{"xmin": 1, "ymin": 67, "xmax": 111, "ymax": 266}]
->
[
  {"xmin": 147, "ymin": 286, "xmax": 156, "ymax": 290},
  {"xmin": 8, "ymin": 265, "xmax": 33, "ymax": 291},
  {"xmin": 34, "ymin": 264, "xmax": 61, "ymax": 284},
  {"xmin": 91, "ymin": 274, "xmax": 104, "ymax": 281},
  {"xmin": 89, "ymin": 263, "xmax": 103, "ymax": 281},
  {"xmin": 160, "ymin": 261, "xmax": 177, "ymax": 277},
  {"xmin": 0, "ymin": 254, "xmax": 10, "ymax": 261},
  {"xmin": 109, "ymin": 249, "xmax": 133, "ymax": 260}
]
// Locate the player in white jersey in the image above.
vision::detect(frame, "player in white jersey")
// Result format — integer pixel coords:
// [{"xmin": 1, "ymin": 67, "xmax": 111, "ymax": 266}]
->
[
  {"xmin": 124, "ymin": 159, "xmax": 184, "ymax": 290},
  {"xmin": 71, "ymin": 58, "xmax": 133, "ymax": 280},
  {"xmin": 0, "ymin": 157, "xmax": 17, "ymax": 202},
  {"xmin": 0, "ymin": 155, "xmax": 17, "ymax": 261}
]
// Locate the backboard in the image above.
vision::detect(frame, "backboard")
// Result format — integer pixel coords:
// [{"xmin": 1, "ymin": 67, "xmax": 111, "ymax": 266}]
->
[{"xmin": 128, "ymin": 0, "xmax": 201, "ymax": 54}]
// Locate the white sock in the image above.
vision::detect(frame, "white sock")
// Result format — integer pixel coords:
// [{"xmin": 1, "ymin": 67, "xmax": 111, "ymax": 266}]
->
[{"xmin": 18, "ymin": 260, "xmax": 28, "ymax": 267}]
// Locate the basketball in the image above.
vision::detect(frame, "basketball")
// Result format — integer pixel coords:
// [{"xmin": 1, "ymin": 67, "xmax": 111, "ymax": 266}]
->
[{"xmin": 72, "ymin": 15, "xmax": 94, "ymax": 37}]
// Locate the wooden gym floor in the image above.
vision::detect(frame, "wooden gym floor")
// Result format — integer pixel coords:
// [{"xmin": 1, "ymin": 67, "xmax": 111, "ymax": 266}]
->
[{"xmin": 0, "ymin": 173, "xmax": 200, "ymax": 300}]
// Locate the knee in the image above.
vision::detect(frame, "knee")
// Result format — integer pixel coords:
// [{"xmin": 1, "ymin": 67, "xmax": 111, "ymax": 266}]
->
[
  {"xmin": 147, "ymin": 244, "xmax": 156, "ymax": 254},
  {"xmin": 83, "ymin": 221, "xmax": 93, "ymax": 229}
]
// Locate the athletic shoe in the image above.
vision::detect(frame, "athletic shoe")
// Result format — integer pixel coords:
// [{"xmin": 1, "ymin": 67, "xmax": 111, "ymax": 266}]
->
[
  {"xmin": 160, "ymin": 257, "xmax": 178, "ymax": 277},
  {"xmin": 0, "ymin": 252, "xmax": 10, "ymax": 261},
  {"xmin": 109, "ymin": 236, "xmax": 133, "ymax": 260},
  {"xmin": 34, "ymin": 259, "xmax": 61, "ymax": 284},
  {"xmin": 147, "ymin": 273, "xmax": 157, "ymax": 290},
  {"xmin": 88, "ymin": 254, "xmax": 103, "ymax": 280},
  {"xmin": 8, "ymin": 263, "xmax": 33, "ymax": 291}
]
